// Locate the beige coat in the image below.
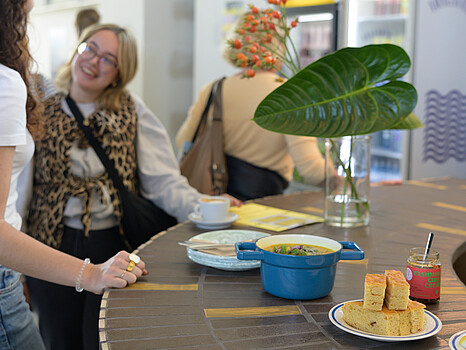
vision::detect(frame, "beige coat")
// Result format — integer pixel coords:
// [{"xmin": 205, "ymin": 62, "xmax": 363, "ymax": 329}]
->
[{"xmin": 176, "ymin": 72, "xmax": 325, "ymax": 184}]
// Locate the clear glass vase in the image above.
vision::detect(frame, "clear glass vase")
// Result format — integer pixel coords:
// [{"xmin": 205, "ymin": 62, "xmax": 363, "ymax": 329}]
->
[{"xmin": 324, "ymin": 136, "xmax": 371, "ymax": 228}]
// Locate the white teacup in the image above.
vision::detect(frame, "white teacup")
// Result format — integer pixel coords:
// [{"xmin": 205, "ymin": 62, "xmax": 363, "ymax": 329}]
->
[{"xmin": 194, "ymin": 196, "xmax": 230, "ymax": 222}]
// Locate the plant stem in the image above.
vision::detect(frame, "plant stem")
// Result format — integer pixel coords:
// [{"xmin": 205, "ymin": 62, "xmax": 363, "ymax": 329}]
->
[{"xmin": 330, "ymin": 138, "xmax": 369, "ymax": 225}]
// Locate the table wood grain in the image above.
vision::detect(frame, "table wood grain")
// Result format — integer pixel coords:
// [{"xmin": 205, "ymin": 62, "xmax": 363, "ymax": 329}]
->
[{"xmin": 99, "ymin": 177, "xmax": 466, "ymax": 349}]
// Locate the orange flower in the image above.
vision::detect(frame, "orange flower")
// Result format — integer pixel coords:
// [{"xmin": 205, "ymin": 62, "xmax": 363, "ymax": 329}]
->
[
  {"xmin": 236, "ymin": 52, "xmax": 247, "ymax": 60},
  {"xmin": 234, "ymin": 39, "xmax": 243, "ymax": 49},
  {"xmin": 246, "ymin": 69, "xmax": 256, "ymax": 78}
]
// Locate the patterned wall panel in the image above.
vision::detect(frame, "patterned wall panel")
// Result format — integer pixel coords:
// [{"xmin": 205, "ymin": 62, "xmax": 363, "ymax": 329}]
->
[{"xmin": 423, "ymin": 90, "xmax": 466, "ymax": 164}]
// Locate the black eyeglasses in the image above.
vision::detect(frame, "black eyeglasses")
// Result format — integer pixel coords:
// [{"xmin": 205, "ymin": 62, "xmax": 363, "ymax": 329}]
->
[{"xmin": 77, "ymin": 42, "xmax": 118, "ymax": 71}]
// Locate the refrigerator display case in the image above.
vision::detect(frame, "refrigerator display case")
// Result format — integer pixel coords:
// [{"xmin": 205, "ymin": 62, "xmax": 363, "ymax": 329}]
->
[
  {"xmin": 285, "ymin": 1, "xmax": 341, "ymax": 68},
  {"xmin": 344, "ymin": 0, "xmax": 415, "ymax": 182}
]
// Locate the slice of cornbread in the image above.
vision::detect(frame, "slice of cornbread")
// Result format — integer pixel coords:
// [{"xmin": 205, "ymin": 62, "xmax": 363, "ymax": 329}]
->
[
  {"xmin": 342, "ymin": 301, "xmax": 400, "ymax": 336},
  {"xmin": 385, "ymin": 270, "xmax": 410, "ymax": 310},
  {"xmin": 342, "ymin": 300, "xmax": 425, "ymax": 336},
  {"xmin": 363, "ymin": 274, "xmax": 386, "ymax": 311},
  {"xmin": 407, "ymin": 300, "xmax": 426, "ymax": 333},
  {"xmin": 391, "ymin": 299, "xmax": 426, "ymax": 335}
]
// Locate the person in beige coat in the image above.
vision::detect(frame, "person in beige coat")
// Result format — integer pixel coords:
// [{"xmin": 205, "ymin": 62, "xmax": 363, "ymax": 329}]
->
[{"xmin": 176, "ymin": 70, "xmax": 326, "ymax": 200}]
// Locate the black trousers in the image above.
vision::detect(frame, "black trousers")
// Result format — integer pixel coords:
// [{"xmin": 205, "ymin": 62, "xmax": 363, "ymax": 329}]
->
[{"xmin": 27, "ymin": 226, "xmax": 127, "ymax": 350}]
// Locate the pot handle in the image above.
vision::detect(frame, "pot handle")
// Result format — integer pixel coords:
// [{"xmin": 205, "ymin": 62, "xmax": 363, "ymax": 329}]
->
[
  {"xmin": 339, "ymin": 241, "xmax": 365, "ymax": 260},
  {"xmin": 235, "ymin": 242, "xmax": 264, "ymax": 261}
]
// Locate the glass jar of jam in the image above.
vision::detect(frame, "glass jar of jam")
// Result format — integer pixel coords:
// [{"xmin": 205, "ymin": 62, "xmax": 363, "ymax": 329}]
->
[{"xmin": 406, "ymin": 247, "xmax": 441, "ymax": 304}]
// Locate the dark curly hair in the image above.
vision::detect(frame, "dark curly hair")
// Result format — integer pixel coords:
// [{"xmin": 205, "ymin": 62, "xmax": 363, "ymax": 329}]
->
[{"xmin": 0, "ymin": 0, "xmax": 41, "ymax": 138}]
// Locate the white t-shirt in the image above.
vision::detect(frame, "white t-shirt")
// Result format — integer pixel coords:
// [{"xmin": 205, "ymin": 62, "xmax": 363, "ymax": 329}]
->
[{"xmin": 0, "ymin": 64, "xmax": 34, "ymax": 230}]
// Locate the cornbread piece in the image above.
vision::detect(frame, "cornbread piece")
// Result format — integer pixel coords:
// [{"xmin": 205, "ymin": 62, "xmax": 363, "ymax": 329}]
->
[
  {"xmin": 407, "ymin": 300, "xmax": 426, "ymax": 333},
  {"xmin": 342, "ymin": 300, "xmax": 426, "ymax": 336},
  {"xmin": 363, "ymin": 274, "xmax": 386, "ymax": 311},
  {"xmin": 392, "ymin": 299, "xmax": 426, "ymax": 335},
  {"xmin": 385, "ymin": 270, "xmax": 410, "ymax": 310},
  {"xmin": 342, "ymin": 301, "xmax": 400, "ymax": 336}
]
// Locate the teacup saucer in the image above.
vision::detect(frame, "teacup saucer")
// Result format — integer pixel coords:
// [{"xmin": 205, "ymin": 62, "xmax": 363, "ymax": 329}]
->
[{"xmin": 188, "ymin": 212, "xmax": 239, "ymax": 229}]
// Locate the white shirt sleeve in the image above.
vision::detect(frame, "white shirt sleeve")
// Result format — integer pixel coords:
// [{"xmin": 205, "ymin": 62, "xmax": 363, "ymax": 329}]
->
[
  {"xmin": 132, "ymin": 94, "xmax": 202, "ymax": 222},
  {"xmin": 0, "ymin": 66, "xmax": 27, "ymax": 146}
]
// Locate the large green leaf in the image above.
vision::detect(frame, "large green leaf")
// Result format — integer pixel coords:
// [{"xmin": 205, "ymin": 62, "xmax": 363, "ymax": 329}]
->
[
  {"xmin": 390, "ymin": 113, "xmax": 424, "ymax": 130},
  {"xmin": 253, "ymin": 44, "xmax": 420, "ymax": 138}
]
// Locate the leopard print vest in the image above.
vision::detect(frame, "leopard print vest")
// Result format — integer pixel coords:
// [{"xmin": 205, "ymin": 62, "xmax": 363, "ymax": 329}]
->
[{"xmin": 27, "ymin": 93, "xmax": 139, "ymax": 248}]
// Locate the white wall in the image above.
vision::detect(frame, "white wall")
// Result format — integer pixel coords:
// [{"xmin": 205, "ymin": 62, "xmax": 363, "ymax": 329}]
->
[
  {"xmin": 142, "ymin": 0, "xmax": 194, "ymax": 143},
  {"xmin": 409, "ymin": 0, "xmax": 466, "ymax": 179},
  {"xmin": 99, "ymin": 0, "xmax": 145, "ymax": 97}
]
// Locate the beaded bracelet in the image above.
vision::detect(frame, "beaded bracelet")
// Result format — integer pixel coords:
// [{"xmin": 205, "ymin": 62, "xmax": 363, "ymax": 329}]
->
[{"xmin": 75, "ymin": 258, "xmax": 91, "ymax": 292}]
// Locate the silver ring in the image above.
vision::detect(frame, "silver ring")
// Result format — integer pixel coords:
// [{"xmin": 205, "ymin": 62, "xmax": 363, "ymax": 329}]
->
[{"xmin": 120, "ymin": 270, "xmax": 127, "ymax": 279}]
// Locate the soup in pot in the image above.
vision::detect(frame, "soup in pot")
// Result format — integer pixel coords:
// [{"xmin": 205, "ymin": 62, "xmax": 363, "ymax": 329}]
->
[{"xmin": 264, "ymin": 244, "xmax": 334, "ymax": 256}]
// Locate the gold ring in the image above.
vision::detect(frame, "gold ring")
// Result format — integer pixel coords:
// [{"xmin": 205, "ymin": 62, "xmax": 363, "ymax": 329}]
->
[
  {"xmin": 129, "ymin": 253, "xmax": 140, "ymax": 264},
  {"xmin": 126, "ymin": 261, "xmax": 135, "ymax": 272},
  {"xmin": 120, "ymin": 270, "xmax": 126, "ymax": 279}
]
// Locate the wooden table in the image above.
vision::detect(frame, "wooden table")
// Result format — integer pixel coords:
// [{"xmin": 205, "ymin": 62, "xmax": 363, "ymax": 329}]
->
[{"xmin": 99, "ymin": 177, "xmax": 466, "ymax": 349}]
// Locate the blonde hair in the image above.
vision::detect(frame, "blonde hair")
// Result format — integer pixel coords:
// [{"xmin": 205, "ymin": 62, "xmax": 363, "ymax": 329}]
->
[{"xmin": 55, "ymin": 23, "xmax": 138, "ymax": 111}]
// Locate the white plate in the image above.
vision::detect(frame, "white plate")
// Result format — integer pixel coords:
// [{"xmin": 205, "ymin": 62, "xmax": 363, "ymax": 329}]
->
[
  {"xmin": 186, "ymin": 229, "xmax": 269, "ymax": 271},
  {"xmin": 329, "ymin": 299, "xmax": 442, "ymax": 342},
  {"xmin": 188, "ymin": 212, "xmax": 239, "ymax": 229},
  {"xmin": 449, "ymin": 329, "xmax": 466, "ymax": 350}
]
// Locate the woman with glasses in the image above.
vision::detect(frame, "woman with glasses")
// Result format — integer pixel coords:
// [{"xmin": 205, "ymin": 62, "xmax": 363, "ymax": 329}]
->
[
  {"xmin": 25, "ymin": 24, "xmax": 239, "ymax": 350},
  {"xmin": 0, "ymin": 4, "xmax": 147, "ymax": 350}
]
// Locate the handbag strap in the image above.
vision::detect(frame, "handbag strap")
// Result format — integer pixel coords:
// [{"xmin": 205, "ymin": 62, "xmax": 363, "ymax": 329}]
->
[
  {"xmin": 65, "ymin": 95, "xmax": 127, "ymax": 192},
  {"xmin": 209, "ymin": 77, "xmax": 226, "ymax": 194},
  {"xmin": 211, "ymin": 77, "xmax": 225, "ymax": 122},
  {"xmin": 191, "ymin": 77, "xmax": 226, "ymax": 142}
]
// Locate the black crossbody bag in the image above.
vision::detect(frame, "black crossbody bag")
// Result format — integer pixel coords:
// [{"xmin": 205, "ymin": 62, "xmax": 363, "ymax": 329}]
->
[{"xmin": 65, "ymin": 95, "xmax": 177, "ymax": 251}]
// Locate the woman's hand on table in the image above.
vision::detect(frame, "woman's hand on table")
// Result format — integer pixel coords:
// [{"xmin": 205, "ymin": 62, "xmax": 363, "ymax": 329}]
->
[
  {"xmin": 83, "ymin": 251, "xmax": 147, "ymax": 295},
  {"xmin": 221, "ymin": 193, "xmax": 243, "ymax": 207}
]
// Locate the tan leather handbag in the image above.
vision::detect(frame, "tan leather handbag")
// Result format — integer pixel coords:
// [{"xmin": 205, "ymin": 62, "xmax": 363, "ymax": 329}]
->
[{"xmin": 180, "ymin": 77, "xmax": 228, "ymax": 195}]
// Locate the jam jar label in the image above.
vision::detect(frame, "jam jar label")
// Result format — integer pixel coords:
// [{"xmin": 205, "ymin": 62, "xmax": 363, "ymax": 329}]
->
[{"xmin": 406, "ymin": 265, "xmax": 441, "ymax": 299}]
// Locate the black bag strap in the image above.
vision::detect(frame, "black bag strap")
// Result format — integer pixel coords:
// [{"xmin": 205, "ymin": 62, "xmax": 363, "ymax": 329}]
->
[
  {"xmin": 191, "ymin": 77, "xmax": 226, "ymax": 142},
  {"xmin": 65, "ymin": 95, "xmax": 127, "ymax": 192}
]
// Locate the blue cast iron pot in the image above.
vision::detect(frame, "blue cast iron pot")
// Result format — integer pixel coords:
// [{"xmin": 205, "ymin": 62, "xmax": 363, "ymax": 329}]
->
[{"xmin": 236, "ymin": 234, "xmax": 364, "ymax": 300}]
